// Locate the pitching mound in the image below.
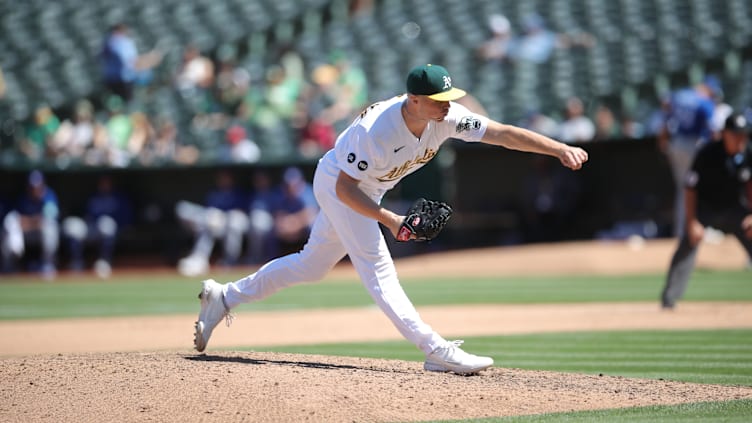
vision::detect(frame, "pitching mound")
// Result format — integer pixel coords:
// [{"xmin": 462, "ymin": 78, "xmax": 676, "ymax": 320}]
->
[{"xmin": 3, "ymin": 351, "xmax": 751, "ymax": 423}]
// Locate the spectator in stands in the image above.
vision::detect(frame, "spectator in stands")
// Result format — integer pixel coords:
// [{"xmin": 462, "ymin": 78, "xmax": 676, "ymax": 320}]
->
[
  {"xmin": 19, "ymin": 105, "xmax": 60, "ymax": 162},
  {"xmin": 48, "ymin": 99, "xmax": 103, "ymax": 165},
  {"xmin": 102, "ymin": 95, "xmax": 135, "ymax": 167},
  {"xmin": 1, "ymin": 171, "xmax": 59, "ymax": 279},
  {"xmin": 174, "ymin": 44, "xmax": 215, "ymax": 94},
  {"xmin": 518, "ymin": 109, "xmax": 559, "ymax": 139},
  {"xmin": 213, "ymin": 45, "xmax": 250, "ymax": 115},
  {"xmin": 661, "ymin": 113, "xmax": 752, "ymax": 309},
  {"xmin": 138, "ymin": 115, "xmax": 199, "ymax": 166},
  {"xmin": 62, "ymin": 175, "xmax": 133, "ymax": 278},
  {"xmin": 219, "ymin": 124, "xmax": 261, "ymax": 163},
  {"xmin": 245, "ymin": 169, "xmax": 278, "ymax": 264},
  {"xmin": 175, "ymin": 170, "xmax": 249, "ymax": 277},
  {"xmin": 620, "ymin": 114, "xmax": 646, "ymax": 139},
  {"xmin": 477, "ymin": 14, "xmax": 513, "ymax": 63},
  {"xmin": 271, "ymin": 166, "xmax": 319, "ymax": 255},
  {"xmin": 557, "ymin": 97, "xmax": 595, "ymax": 143},
  {"xmin": 658, "ymin": 79, "xmax": 716, "ymax": 236},
  {"xmin": 331, "ymin": 51, "xmax": 369, "ymax": 113},
  {"xmin": 100, "ymin": 23, "xmax": 162, "ymax": 102},
  {"xmin": 507, "ymin": 13, "xmax": 595, "ymax": 64},
  {"xmin": 593, "ymin": 104, "xmax": 620, "ymax": 141}
]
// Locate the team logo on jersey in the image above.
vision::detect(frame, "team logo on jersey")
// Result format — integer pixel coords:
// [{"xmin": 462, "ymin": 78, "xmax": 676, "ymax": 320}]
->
[
  {"xmin": 357, "ymin": 160, "xmax": 368, "ymax": 171},
  {"xmin": 456, "ymin": 116, "xmax": 481, "ymax": 133},
  {"xmin": 347, "ymin": 153, "xmax": 356, "ymax": 163},
  {"xmin": 377, "ymin": 148, "xmax": 437, "ymax": 182}
]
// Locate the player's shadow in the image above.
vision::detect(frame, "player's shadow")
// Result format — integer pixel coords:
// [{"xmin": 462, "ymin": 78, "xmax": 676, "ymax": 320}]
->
[{"xmin": 184, "ymin": 353, "xmax": 414, "ymax": 374}]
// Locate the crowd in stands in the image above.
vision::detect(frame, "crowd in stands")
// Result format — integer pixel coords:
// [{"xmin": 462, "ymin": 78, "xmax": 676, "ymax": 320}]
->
[
  {"xmin": 0, "ymin": 167, "xmax": 317, "ymax": 280},
  {"xmin": 9, "ymin": 22, "xmax": 369, "ymax": 169},
  {"xmin": 8, "ymin": 11, "xmax": 749, "ymax": 172}
]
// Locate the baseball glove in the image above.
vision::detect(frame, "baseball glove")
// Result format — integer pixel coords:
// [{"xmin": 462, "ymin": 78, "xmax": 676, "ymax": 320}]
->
[{"xmin": 396, "ymin": 198, "xmax": 453, "ymax": 242}]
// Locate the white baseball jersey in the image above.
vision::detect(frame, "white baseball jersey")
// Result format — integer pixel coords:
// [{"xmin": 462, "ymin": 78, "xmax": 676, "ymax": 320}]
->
[{"xmin": 319, "ymin": 95, "xmax": 489, "ymax": 198}]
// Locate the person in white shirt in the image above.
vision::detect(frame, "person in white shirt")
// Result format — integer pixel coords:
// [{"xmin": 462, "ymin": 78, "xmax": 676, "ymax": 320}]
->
[{"xmin": 193, "ymin": 64, "xmax": 588, "ymax": 374}]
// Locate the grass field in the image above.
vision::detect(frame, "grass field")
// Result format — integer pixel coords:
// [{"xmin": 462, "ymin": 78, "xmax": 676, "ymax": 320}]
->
[
  {"xmin": 1, "ymin": 269, "xmax": 750, "ymax": 422},
  {"xmin": 0, "ymin": 269, "xmax": 750, "ymax": 319}
]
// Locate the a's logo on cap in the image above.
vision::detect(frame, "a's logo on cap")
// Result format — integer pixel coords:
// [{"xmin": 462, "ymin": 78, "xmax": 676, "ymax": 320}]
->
[{"xmin": 442, "ymin": 75, "xmax": 452, "ymax": 90}]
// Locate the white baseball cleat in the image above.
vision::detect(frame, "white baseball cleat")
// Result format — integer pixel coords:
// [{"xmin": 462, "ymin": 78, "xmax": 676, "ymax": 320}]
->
[
  {"xmin": 194, "ymin": 279, "xmax": 232, "ymax": 352},
  {"xmin": 424, "ymin": 340, "xmax": 493, "ymax": 375}
]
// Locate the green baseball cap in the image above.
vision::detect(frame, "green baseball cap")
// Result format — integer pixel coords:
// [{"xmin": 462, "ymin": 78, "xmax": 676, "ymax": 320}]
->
[{"xmin": 406, "ymin": 64, "xmax": 466, "ymax": 101}]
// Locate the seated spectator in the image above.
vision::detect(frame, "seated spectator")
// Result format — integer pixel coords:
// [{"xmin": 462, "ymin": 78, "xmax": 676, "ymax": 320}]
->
[
  {"xmin": 519, "ymin": 109, "xmax": 559, "ymax": 139},
  {"xmin": 477, "ymin": 14, "xmax": 513, "ymax": 63},
  {"xmin": 138, "ymin": 115, "xmax": 199, "ymax": 166},
  {"xmin": 174, "ymin": 44, "xmax": 215, "ymax": 94},
  {"xmin": 49, "ymin": 99, "xmax": 104, "ymax": 165},
  {"xmin": 219, "ymin": 124, "xmax": 261, "ymax": 163},
  {"xmin": 175, "ymin": 170, "xmax": 249, "ymax": 276},
  {"xmin": 593, "ymin": 104, "xmax": 620, "ymax": 141},
  {"xmin": 102, "ymin": 95, "xmax": 134, "ymax": 166},
  {"xmin": 271, "ymin": 166, "xmax": 319, "ymax": 254},
  {"xmin": 61, "ymin": 175, "xmax": 133, "ymax": 278},
  {"xmin": 213, "ymin": 46, "xmax": 250, "ymax": 115},
  {"xmin": 19, "ymin": 105, "xmax": 60, "ymax": 162},
  {"xmin": 557, "ymin": 97, "xmax": 596, "ymax": 143},
  {"xmin": 507, "ymin": 13, "xmax": 595, "ymax": 64},
  {"xmin": 1, "ymin": 171, "xmax": 60, "ymax": 279}
]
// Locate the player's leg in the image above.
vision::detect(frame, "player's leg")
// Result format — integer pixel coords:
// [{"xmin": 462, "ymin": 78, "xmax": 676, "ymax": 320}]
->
[
  {"xmin": 711, "ymin": 209, "xmax": 752, "ymax": 268},
  {"xmin": 194, "ymin": 210, "xmax": 346, "ymax": 352},
  {"xmin": 224, "ymin": 210, "xmax": 347, "ymax": 307},
  {"xmin": 665, "ymin": 141, "xmax": 695, "ymax": 237},
  {"xmin": 39, "ymin": 215, "xmax": 59, "ymax": 278},
  {"xmin": 62, "ymin": 216, "xmax": 88, "ymax": 271},
  {"xmin": 221, "ymin": 210, "xmax": 248, "ymax": 266},
  {"xmin": 661, "ymin": 234, "xmax": 699, "ymax": 308},
  {"xmin": 327, "ymin": 201, "xmax": 493, "ymax": 373}
]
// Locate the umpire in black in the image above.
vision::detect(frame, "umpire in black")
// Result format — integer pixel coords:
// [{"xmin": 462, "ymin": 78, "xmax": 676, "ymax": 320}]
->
[{"xmin": 661, "ymin": 112, "xmax": 752, "ymax": 309}]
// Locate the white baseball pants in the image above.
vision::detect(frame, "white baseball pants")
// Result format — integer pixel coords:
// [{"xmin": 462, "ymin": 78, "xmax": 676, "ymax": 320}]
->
[{"xmin": 224, "ymin": 164, "xmax": 446, "ymax": 354}]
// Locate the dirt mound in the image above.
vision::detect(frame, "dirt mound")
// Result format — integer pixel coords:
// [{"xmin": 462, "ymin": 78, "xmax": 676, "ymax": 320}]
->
[{"xmin": 3, "ymin": 351, "xmax": 751, "ymax": 423}]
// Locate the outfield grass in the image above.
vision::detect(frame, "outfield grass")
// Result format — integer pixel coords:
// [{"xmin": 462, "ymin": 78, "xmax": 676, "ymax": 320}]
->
[
  {"xmin": 0, "ymin": 269, "xmax": 750, "ymax": 320},
  {"xmin": 441, "ymin": 399, "xmax": 752, "ymax": 423}
]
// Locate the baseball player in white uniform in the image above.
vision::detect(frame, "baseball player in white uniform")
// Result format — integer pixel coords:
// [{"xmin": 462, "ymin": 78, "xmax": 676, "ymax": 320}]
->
[{"xmin": 195, "ymin": 64, "xmax": 589, "ymax": 374}]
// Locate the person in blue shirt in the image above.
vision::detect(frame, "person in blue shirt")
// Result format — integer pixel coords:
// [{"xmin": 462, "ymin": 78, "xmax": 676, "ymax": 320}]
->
[
  {"xmin": 176, "ymin": 170, "xmax": 249, "ymax": 276},
  {"xmin": 100, "ymin": 23, "xmax": 162, "ymax": 101},
  {"xmin": 658, "ymin": 79, "xmax": 717, "ymax": 237},
  {"xmin": 271, "ymin": 166, "xmax": 319, "ymax": 255},
  {"xmin": 1, "ymin": 171, "xmax": 59, "ymax": 278},
  {"xmin": 244, "ymin": 169, "xmax": 278, "ymax": 265},
  {"xmin": 61, "ymin": 175, "xmax": 133, "ymax": 278}
]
